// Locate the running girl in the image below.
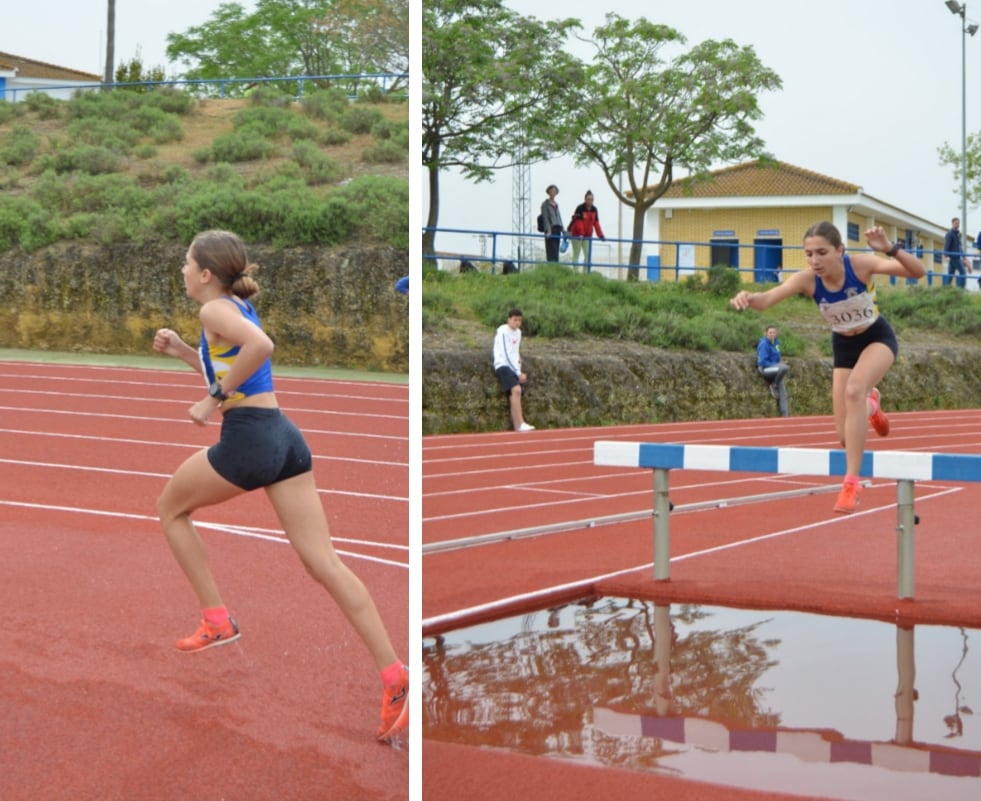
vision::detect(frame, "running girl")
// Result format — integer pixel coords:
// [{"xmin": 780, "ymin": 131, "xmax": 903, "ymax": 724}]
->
[
  {"xmin": 152, "ymin": 230, "xmax": 407, "ymax": 741},
  {"xmin": 730, "ymin": 222, "xmax": 926, "ymax": 514}
]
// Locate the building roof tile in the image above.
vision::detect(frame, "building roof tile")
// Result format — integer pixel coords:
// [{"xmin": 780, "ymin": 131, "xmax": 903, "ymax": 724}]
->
[
  {"xmin": 0, "ymin": 51, "xmax": 100, "ymax": 82},
  {"xmin": 662, "ymin": 160, "xmax": 860, "ymax": 199}
]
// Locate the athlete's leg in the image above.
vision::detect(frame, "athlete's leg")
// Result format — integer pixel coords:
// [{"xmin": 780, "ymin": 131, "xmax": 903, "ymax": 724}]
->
[
  {"xmin": 838, "ymin": 342, "xmax": 895, "ymax": 476},
  {"xmin": 157, "ymin": 449, "xmax": 244, "ymax": 608},
  {"xmin": 264, "ymin": 472, "xmax": 399, "ymax": 670}
]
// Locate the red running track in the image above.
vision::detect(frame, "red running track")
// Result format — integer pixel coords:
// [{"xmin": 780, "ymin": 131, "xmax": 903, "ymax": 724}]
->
[
  {"xmin": 0, "ymin": 360, "xmax": 408, "ymax": 801},
  {"xmin": 422, "ymin": 409, "xmax": 981, "ymax": 801}
]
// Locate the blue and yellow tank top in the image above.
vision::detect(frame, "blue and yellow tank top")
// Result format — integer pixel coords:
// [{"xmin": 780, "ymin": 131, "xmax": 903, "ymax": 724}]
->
[
  {"xmin": 199, "ymin": 298, "xmax": 274, "ymax": 401},
  {"xmin": 813, "ymin": 254, "xmax": 879, "ymax": 333}
]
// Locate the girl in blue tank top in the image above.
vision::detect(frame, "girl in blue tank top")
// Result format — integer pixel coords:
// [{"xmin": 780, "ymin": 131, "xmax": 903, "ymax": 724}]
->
[
  {"xmin": 730, "ymin": 222, "xmax": 927, "ymax": 515},
  {"xmin": 151, "ymin": 230, "xmax": 407, "ymax": 742}
]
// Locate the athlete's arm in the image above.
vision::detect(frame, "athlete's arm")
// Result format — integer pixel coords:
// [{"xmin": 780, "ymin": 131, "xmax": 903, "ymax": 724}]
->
[{"xmin": 153, "ymin": 328, "xmax": 203, "ymax": 374}]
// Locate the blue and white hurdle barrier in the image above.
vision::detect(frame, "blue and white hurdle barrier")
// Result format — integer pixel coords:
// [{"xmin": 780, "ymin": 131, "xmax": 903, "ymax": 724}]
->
[{"xmin": 594, "ymin": 442, "xmax": 981, "ymax": 599}]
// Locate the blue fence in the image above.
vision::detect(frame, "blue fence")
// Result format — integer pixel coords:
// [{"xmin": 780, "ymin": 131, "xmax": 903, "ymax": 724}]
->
[
  {"xmin": 4, "ymin": 72, "xmax": 408, "ymax": 102},
  {"xmin": 424, "ymin": 226, "xmax": 980, "ymax": 288}
]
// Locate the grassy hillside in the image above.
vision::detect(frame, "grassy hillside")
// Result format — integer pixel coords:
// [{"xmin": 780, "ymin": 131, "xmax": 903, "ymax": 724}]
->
[
  {"xmin": 0, "ymin": 85, "xmax": 408, "ymax": 251},
  {"xmin": 423, "ymin": 262, "xmax": 981, "ymax": 360},
  {"xmin": 422, "ymin": 263, "xmax": 981, "ymax": 432}
]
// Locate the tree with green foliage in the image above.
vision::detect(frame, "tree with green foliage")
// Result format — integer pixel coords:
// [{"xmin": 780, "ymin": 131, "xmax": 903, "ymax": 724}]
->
[
  {"xmin": 166, "ymin": 0, "xmax": 407, "ymax": 95},
  {"xmin": 422, "ymin": 0, "xmax": 581, "ymax": 258},
  {"xmin": 552, "ymin": 14, "xmax": 782, "ymax": 277},
  {"xmin": 114, "ymin": 51, "xmax": 167, "ymax": 90},
  {"xmin": 938, "ymin": 131, "xmax": 981, "ymax": 211}
]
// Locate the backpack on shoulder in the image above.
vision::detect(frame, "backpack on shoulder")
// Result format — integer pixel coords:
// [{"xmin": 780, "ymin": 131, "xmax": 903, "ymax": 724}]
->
[{"xmin": 536, "ymin": 213, "xmax": 545, "ymax": 233}]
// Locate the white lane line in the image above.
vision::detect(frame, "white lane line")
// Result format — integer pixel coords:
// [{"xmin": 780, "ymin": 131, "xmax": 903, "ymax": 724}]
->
[{"xmin": 0, "ymin": 499, "xmax": 408, "ymax": 568}]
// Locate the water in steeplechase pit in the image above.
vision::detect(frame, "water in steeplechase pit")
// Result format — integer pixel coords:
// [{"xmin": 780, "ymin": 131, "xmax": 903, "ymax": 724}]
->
[{"xmin": 423, "ymin": 598, "xmax": 980, "ymax": 801}]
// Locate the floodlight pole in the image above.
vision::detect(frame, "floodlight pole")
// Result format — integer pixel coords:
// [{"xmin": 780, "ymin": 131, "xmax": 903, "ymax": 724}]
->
[{"xmin": 946, "ymin": 1, "xmax": 977, "ymax": 235}]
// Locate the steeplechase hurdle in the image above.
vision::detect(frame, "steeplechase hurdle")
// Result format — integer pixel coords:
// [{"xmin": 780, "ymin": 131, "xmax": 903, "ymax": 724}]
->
[{"xmin": 594, "ymin": 441, "xmax": 981, "ymax": 599}]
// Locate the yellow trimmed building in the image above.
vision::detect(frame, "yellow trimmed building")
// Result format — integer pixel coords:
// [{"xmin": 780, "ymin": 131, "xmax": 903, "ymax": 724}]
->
[{"xmin": 643, "ymin": 161, "xmax": 947, "ymax": 285}]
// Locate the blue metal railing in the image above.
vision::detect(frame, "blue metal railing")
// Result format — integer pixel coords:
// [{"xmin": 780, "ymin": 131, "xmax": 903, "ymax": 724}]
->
[
  {"xmin": 4, "ymin": 72, "xmax": 408, "ymax": 102},
  {"xmin": 423, "ymin": 226, "xmax": 979, "ymax": 288}
]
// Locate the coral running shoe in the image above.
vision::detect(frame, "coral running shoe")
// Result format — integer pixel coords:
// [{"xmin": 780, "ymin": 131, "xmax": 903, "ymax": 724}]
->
[
  {"xmin": 833, "ymin": 481, "xmax": 862, "ymax": 515},
  {"xmin": 176, "ymin": 617, "xmax": 240, "ymax": 653},
  {"xmin": 377, "ymin": 665, "xmax": 409, "ymax": 741},
  {"xmin": 868, "ymin": 388, "xmax": 890, "ymax": 437}
]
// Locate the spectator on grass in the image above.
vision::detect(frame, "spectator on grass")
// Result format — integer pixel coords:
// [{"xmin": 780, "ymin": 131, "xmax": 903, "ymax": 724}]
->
[
  {"xmin": 757, "ymin": 324, "xmax": 789, "ymax": 417},
  {"xmin": 493, "ymin": 308, "xmax": 534, "ymax": 431},
  {"xmin": 568, "ymin": 190, "xmax": 606, "ymax": 269},
  {"xmin": 540, "ymin": 185, "xmax": 564, "ymax": 263},
  {"xmin": 152, "ymin": 229, "xmax": 407, "ymax": 743}
]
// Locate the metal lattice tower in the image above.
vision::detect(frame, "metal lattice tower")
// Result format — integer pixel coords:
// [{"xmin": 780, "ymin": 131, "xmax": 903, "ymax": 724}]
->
[{"xmin": 511, "ymin": 153, "xmax": 531, "ymax": 263}]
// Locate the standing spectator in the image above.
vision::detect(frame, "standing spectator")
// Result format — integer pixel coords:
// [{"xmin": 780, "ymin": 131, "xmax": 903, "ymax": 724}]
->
[
  {"xmin": 975, "ymin": 228, "xmax": 981, "ymax": 279},
  {"xmin": 944, "ymin": 217, "xmax": 969, "ymax": 288},
  {"xmin": 568, "ymin": 190, "xmax": 606, "ymax": 269},
  {"xmin": 493, "ymin": 308, "xmax": 534, "ymax": 431},
  {"xmin": 757, "ymin": 324, "xmax": 789, "ymax": 417},
  {"xmin": 540, "ymin": 185, "xmax": 564, "ymax": 263}
]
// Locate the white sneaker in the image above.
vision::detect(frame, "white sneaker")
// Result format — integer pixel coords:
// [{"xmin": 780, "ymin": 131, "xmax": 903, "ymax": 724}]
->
[{"xmin": 518, "ymin": 422, "xmax": 535, "ymax": 432}]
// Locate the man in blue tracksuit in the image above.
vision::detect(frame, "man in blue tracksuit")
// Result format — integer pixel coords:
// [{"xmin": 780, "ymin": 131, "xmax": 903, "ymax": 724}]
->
[
  {"xmin": 757, "ymin": 324, "xmax": 789, "ymax": 417},
  {"xmin": 944, "ymin": 217, "xmax": 967, "ymax": 288}
]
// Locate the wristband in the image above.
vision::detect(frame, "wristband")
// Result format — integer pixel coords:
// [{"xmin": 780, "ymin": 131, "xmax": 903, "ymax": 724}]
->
[
  {"xmin": 208, "ymin": 381, "xmax": 229, "ymax": 402},
  {"xmin": 886, "ymin": 243, "xmax": 903, "ymax": 257}
]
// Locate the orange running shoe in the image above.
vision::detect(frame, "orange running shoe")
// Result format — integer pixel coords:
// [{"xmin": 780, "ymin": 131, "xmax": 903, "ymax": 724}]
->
[
  {"xmin": 176, "ymin": 617, "xmax": 240, "ymax": 653},
  {"xmin": 376, "ymin": 665, "xmax": 409, "ymax": 741},
  {"xmin": 868, "ymin": 388, "xmax": 890, "ymax": 437},
  {"xmin": 833, "ymin": 481, "xmax": 862, "ymax": 515}
]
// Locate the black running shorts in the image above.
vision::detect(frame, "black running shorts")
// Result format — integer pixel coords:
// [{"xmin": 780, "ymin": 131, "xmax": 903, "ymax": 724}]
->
[
  {"xmin": 831, "ymin": 315, "xmax": 899, "ymax": 369},
  {"xmin": 207, "ymin": 407, "xmax": 313, "ymax": 491}
]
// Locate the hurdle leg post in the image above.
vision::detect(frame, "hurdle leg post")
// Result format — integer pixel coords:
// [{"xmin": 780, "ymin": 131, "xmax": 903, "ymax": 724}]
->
[
  {"xmin": 894, "ymin": 624, "xmax": 915, "ymax": 745},
  {"xmin": 896, "ymin": 479, "xmax": 916, "ymax": 599},
  {"xmin": 653, "ymin": 468, "xmax": 671, "ymax": 581}
]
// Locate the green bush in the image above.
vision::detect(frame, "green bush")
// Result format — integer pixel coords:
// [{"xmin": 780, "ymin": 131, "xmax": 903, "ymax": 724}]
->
[
  {"xmin": 341, "ymin": 106, "xmax": 384, "ymax": 134},
  {"xmin": 144, "ymin": 88, "xmax": 195, "ymax": 115},
  {"xmin": 30, "ymin": 171, "xmax": 155, "ymax": 216},
  {"xmin": 35, "ymin": 144, "xmax": 123, "ymax": 175},
  {"xmin": 334, "ymin": 175, "xmax": 409, "ymax": 250},
  {"xmin": 246, "ymin": 84, "xmax": 294, "ymax": 107},
  {"xmin": 65, "ymin": 91, "xmax": 132, "ymax": 121},
  {"xmin": 66, "ymin": 117, "xmax": 140, "ymax": 151},
  {"xmin": 233, "ymin": 106, "xmax": 294, "ymax": 137},
  {"xmin": 23, "ymin": 91, "xmax": 61, "ymax": 119},
  {"xmin": 0, "ymin": 100, "xmax": 23, "ymax": 125},
  {"xmin": 323, "ymin": 128, "xmax": 352, "ymax": 146},
  {"xmin": 300, "ymin": 88, "xmax": 350, "ymax": 121},
  {"xmin": 206, "ymin": 130, "xmax": 275, "ymax": 162},
  {"xmin": 0, "ymin": 126, "xmax": 40, "ymax": 166},
  {"xmin": 133, "ymin": 143, "xmax": 158, "ymax": 159},
  {"xmin": 292, "ymin": 140, "xmax": 341, "ymax": 185},
  {"xmin": 0, "ymin": 195, "xmax": 57, "ymax": 251},
  {"xmin": 362, "ymin": 140, "xmax": 406, "ymax": 164}
]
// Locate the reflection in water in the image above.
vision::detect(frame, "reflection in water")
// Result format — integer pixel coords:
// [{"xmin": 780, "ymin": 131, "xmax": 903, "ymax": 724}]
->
[
  {"xmin": 423, "ymin": 599, "xmax": 981, "ymax": 800},
  {"xmin": 946, "ymin": 628, "xmax": 973, "ymax": 739}
]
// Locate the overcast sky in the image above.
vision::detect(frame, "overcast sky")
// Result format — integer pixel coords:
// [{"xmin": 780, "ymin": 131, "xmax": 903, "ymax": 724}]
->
[
  {"xmin": 4, "ymin": 1, "xmax": 257, "ymax": 77},
  {"xmin": 426, "ymin": 0, "xmax": 981, "ymax": 256}
]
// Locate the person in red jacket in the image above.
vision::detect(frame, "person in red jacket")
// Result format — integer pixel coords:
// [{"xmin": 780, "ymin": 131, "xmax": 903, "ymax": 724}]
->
[{"xmin": 568, "ymin": 190, "xmax": 606, "ymax": 269}]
